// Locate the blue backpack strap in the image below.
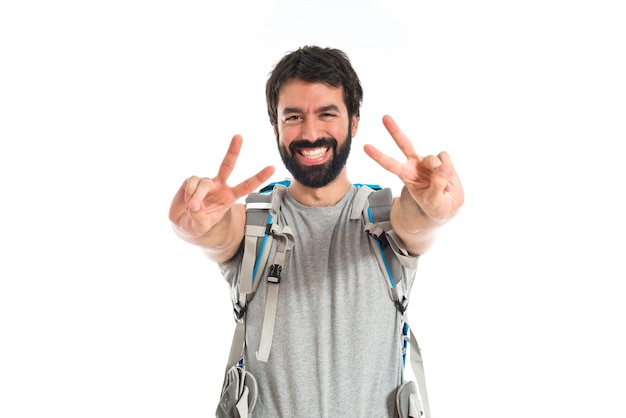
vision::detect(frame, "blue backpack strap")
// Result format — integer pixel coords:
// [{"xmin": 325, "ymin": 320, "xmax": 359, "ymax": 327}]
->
[
  {"xmin": 353, "ymin": 183, "xmax": 382, "ymax": 191},
  {"xmin": 259, "ymin": 179, "xmax": 292, "ymax": 194}
]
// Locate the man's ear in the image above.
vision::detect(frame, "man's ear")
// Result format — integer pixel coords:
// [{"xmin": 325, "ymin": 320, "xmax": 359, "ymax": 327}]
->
[
  {"xmin": 273, "ymin": 125, "xmax": 278, "ymax": 140},
  {"xmin": 351, "ymin": 116, "xmax": 359, "ymax": 137}
]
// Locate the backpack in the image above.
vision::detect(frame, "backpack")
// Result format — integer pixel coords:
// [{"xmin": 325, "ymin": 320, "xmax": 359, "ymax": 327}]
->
[{"xmin": 217, "ymin": 181, "xmax": 431, "ymax": 418}]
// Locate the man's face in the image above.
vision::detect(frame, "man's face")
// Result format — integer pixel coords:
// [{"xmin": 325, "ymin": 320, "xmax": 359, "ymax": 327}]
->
[{"xmin": 275, "ymin": 79, "xmax": 358, "ymax": 188}]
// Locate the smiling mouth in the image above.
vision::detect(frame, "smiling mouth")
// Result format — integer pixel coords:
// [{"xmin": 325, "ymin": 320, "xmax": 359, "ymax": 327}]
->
[{"xmin": 298, "ymin": 147, "xmax": 329, "ymax": 159}]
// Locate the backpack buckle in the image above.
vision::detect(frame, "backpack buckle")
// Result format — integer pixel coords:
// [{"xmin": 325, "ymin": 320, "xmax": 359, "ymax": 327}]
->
[
  {"xmin": 268, "ymin": 264, "xmax": 282, "ymax": 283},
  {"xmin": 366, "ymin": 224, "xmax": 390, "ymax": 249},
  {"xmin": 395, "ymin": 297, "xmax": 409, "ymax": 314},
  {"xmin": 233, "ymin": 303, "xmax": 247, "ymax": 321},
  {"xmin": 376, "ymin": 231, "xmax": 390, "ymax": 249}
]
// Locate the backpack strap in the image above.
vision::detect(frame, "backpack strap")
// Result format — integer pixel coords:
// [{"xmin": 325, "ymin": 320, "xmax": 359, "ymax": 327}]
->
[
  {"xmin": 239, "ymin": 190, "xmax": 277, "ymax": 291},
  {"xmin": 351, "ymin": 185, "xmax": 417, "ymax": 305},
  {"xmin": 255, "ymin": 217, "xmax": 293, "ymax": 362},
  {"xmin": 229, "ymin": 184, "xmax": 294, "ymax": 365},
  {"xmin": 352, "ymin": 185, "xmax": 430, "ymax": 418}
]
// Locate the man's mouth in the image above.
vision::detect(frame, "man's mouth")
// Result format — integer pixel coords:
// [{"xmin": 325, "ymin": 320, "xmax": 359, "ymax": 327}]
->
[
  {"xmin": 289, "ymin": 138, "xmax": 336, "ymax": 165},
  {"xmin": 298, "ymin": 147, "xmax": 329, "ymax": 160}
]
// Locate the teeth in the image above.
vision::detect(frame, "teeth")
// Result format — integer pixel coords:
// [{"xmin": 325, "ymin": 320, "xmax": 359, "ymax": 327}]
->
[{"xmin": 300, "ymin": 147, "xmax": 328, "ymax": 159}]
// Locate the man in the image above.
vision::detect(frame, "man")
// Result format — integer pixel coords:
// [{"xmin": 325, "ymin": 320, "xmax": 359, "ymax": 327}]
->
[{"xmin": 169, "ymin": 46, "xmax": 464, "ymax": 417}]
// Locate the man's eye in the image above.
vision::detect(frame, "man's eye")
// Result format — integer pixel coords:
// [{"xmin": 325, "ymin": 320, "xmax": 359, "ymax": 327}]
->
[
  {"xmin": 321, "ymin": 113, "xmax": 337, "ymax": 119},
  {"xmin": 285, "ymin": 115, "xmax": 301, "ymax": 122}
]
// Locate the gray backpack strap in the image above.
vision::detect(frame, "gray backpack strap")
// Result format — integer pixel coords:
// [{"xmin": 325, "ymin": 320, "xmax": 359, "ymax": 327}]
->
[
  {"xmin": 224, "ymin": 190, "xmax": 278, "ymax": 374},
  {"xmin": 353, "ymin": 185, "xmax": 431, "ymax": 418},
  {"xmin": 353, "ymin": 186, "xmax": 417, "ymax": 307},
  {"xmin": 228, "ymin": 184, "xmax": 294, "ymax": 366},
  {"xmin": 407, "ymin": 325, "xmax": 430, "ymax": 418},
  {"xmin": 255, "ymin": 222, "xmax": 294, "ymax": 362},
  {"xmin": 251, "ymin": 185, "xmax": 294, "ymax": 362}
]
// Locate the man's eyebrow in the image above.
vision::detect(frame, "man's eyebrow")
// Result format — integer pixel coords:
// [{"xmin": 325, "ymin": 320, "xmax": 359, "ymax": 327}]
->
[
  {"xmin": 318, "ymin": 104, "xmax": 341, "ymax": 113},
  {"xmin": 281, "ymin": 104, "xmax": 341, "ymax": 115},
  {"xmin": 281, "ymin": 107, "xmax": 302, "ymax": 115}
]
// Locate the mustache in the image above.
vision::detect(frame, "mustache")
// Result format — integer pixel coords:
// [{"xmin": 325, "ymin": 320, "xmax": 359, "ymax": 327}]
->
[{"xmin": 289, "ymin": 138, "xmax": 337, "ymax": 154}]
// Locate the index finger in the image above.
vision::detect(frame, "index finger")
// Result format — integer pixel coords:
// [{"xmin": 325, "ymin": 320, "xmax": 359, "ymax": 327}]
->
[
  {"xmin": 231, "ymin": 165, "xmax": 276, "ymax": 199},
  {"xmin": 215, "ymin": 134, "xmax": 244, "ymax": 182},
  {"xmin": 382, "ymin": 115, "xmax": 420, "ymax": 160}
]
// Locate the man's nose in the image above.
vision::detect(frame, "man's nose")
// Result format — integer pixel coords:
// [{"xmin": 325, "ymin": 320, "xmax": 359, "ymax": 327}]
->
[{"xmin": 300, "ymin": 118, "xmax": 322, "ymax": 141}]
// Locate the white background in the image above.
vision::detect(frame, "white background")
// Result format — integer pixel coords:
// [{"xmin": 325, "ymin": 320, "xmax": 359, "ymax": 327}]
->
[{"xmin": 1, "ymin": 0, "xmax": 625, "ymax": 417}]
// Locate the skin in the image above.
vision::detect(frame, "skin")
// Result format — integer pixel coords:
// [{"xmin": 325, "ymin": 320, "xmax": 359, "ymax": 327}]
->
[
  {"xmin": 274, "ymin": 79, "xmax": 357, "ymax": 206},
  {"xmin": 365, "ymin": 115, "xmax": 464, "ymax": 255},
  {"xmin": 168, "ymin": 79, "xmax": 464, "ymax": 263}
]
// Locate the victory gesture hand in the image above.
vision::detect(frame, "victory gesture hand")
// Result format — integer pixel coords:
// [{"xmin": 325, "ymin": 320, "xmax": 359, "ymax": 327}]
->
[
  {"xmin": 169, "ymin": 135, "xmax": 275, "ymax": 241},
  {"xmin": 364, "ymin": 115, "xmax": 464, "ymax": 223}
]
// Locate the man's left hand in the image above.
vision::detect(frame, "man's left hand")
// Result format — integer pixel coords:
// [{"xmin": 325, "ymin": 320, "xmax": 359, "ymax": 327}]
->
[{"xmin": 363, "ymin": 115, "xmax": 464, "ymax": 223}]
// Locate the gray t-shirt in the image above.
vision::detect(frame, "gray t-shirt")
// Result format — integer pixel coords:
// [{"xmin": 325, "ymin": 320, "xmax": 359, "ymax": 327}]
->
[{"xmin": 221, "ymin": 186, "xmax": 416, "ymax": 417}]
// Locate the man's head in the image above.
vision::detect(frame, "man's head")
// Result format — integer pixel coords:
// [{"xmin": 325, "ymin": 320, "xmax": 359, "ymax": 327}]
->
[
  {"xmin": 266, "ymin": 46, "xmax": 363, "ymax": 128},
  {"xmin": 266, "ymin": 46, "xmax": 363, "ymax": 188}
]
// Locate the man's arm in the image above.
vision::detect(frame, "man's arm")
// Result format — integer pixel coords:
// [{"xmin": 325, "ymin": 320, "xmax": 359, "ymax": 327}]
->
[{"xmin": 168, "ymin": 135, "xmax": 275, "ymax": 264}]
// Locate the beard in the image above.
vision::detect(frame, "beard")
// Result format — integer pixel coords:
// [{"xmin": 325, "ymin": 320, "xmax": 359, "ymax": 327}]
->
[{"xmin": 278, "ymin": 130, "xmax": 352, "ymax": 189}]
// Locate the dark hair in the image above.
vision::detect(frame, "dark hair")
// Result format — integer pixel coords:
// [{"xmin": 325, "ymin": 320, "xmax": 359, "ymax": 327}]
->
[{"xmin": 266, "ymin": 46, "xmax": 363, "ymax": 127}]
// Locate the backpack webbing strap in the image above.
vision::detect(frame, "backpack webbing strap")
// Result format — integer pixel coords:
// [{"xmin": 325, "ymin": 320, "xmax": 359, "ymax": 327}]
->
[
  {"xmin": 350, "ymin": 185, "xmax": 375, "ymax": 220},
  {"xmin": 225, "ymin": 321, "xmax": 245, "ymax": 374},
  {"xmin": 255, "ymin": 224, "xmax": 294, "ymax": 362},
  {"xmin": 406, "ymin": 317, "xmax": 431, "ymax": 418}
]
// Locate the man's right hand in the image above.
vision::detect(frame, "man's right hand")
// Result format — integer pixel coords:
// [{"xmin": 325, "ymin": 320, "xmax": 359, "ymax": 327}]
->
[{"xmin": 169, "ymin": 135, "xmax": 275, "ymax": 244}]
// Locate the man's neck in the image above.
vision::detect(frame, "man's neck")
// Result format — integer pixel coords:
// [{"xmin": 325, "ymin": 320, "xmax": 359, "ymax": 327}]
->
[{"xmin": 287, "ymin": 172, "xmax": 351, "ymax": 207}]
